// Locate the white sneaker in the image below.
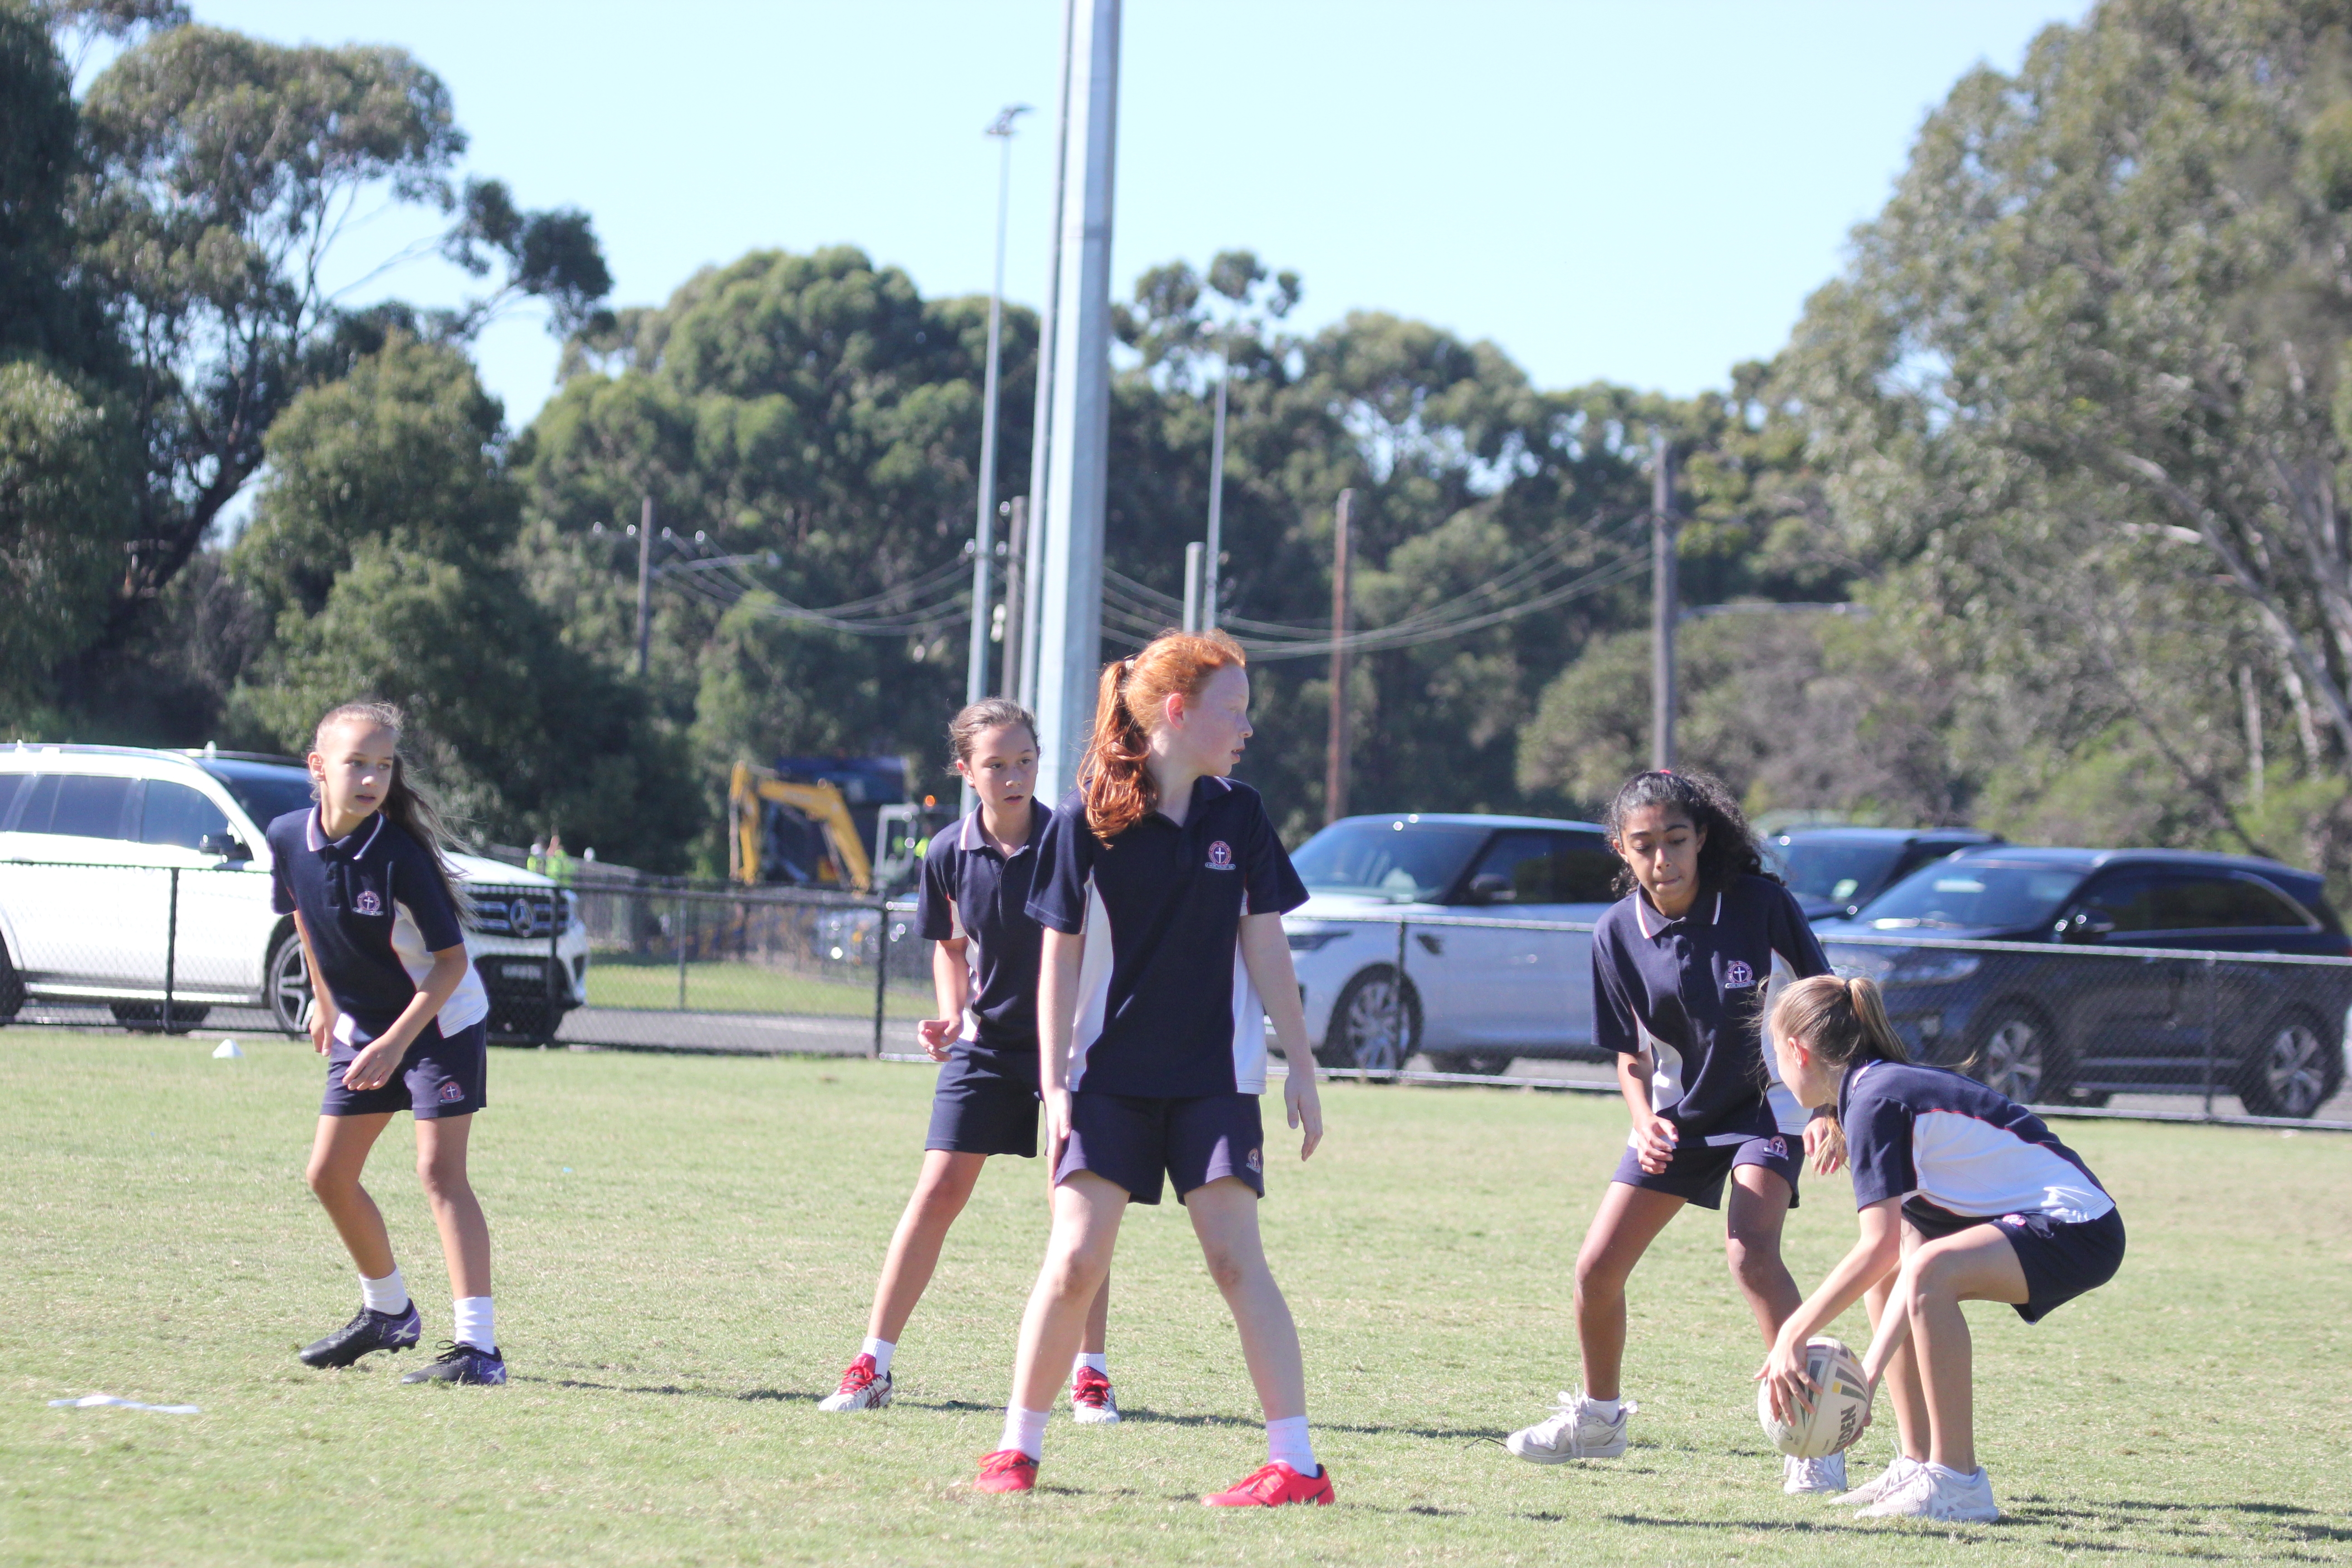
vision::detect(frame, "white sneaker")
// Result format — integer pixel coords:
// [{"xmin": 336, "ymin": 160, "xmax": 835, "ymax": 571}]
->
[
  {"xmin": 1834, "ymin": 1454, "xmax": 1924, "ymax": 1505},
  {"xmin": 816, "ymin": 1353, "xmax": 892, "ymax": 1412},
  {"xmin": 1070, "ymin": 1364, "xmax": 1120, "ymax": 1425},
  {"xmin": 1782, "ymin": 1450, "xmax": 1847, "ymax": 1494},
  {"xmin": 1504, "ymin": 1390, "xmax": 1633, "ymax": 1463},
  {"xmin": 1859, "ymin": 1464, "xmax": 1999, "ymax": 1522}
]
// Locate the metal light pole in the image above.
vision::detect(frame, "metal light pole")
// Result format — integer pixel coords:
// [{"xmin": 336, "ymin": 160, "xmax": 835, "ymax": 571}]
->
[
  {"xmin": 1203, "ymin": 347, "xmax": 1228, "ymax": 629},
  {"xmin": 1020, "ymin": 0, "xmax": 1079, "ymax": 715},
  {"xmin": 963, "ymin": 102, "xmax": 1029, "ymax": 814},
  {"xmin": 1651, "ymin": 432, "xmax": 1678, "ymax": 771}
]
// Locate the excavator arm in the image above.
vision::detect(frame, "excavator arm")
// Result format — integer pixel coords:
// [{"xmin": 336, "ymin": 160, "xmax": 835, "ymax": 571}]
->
[{"xmin": 728, "ymin": 761, "xmax": 875, "ymax": 891}]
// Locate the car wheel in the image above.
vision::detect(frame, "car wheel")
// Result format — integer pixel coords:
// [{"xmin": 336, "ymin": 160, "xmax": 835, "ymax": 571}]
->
[
  {"xmin": 266, "ymin": 927, "xmax": 312, "ymax": 1036},
  {"xmin": 1963, "ymin": 1003, "xmax": 2064, "ymax": 1105},
  {"xmin": 110, "ymin": 1001, "xmax": 211, "ymax": 1034},
  {"xmin": 1426, "ymin": 1051, "xmax": 1513, "ymax": 1076},
  {"xmin": 2237, "ymin": 1009, "xmax": 2342, "ymax": 1119},
  {"xmin": 1315, "ymin": 967, "xmax": 1421, "ymax": 1075}
]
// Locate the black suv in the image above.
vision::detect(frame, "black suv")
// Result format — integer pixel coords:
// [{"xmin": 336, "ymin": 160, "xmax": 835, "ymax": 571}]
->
[
  {"xmin": 1818, "ymin": 847, "xmax": 2350, "ymax": 1117},
  {"xmin": 1770, "ymin": 826, "xmax": 2005, "ymax": 922}
]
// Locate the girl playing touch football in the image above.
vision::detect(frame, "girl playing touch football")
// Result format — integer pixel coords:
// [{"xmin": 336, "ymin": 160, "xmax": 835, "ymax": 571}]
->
[
  {"xmin": 818, "ymin": 699, "xmax": 1120, "ymax": 1421},
  {"xmin": 970, "ymin": 631, "xmax": 1331, "ymax": 1506},
  {"xmin": 274, "ymin": 701, "xmax": 505, "ymax": 1385},
  {"xmin": 1758, "ymin": 975, "xmax": 2125, "ymax": 1521},
  {"xmin": 1504, "ymin": 769, "xmax": 1849, "ymax": 1493}
]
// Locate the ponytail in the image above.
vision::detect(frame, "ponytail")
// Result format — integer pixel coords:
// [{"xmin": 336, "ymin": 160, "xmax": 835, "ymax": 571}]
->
[
  {"xmin": 1769, "ymin": 973, "xmax": 1911, "ymax": 1071},
  {"xmin": 1078, "ymin": 631, "xmax": 1247, "ymax": 842},
  {"xmin": 312, "ymin": 701, "xmax": 473, "ymax": 921}
]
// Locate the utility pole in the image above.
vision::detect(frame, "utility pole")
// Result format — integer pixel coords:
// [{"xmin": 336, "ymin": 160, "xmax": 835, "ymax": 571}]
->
[
  {"xmin": 999, "ymin": 497, "xmax": 1027, "ymax": 702},
  {"xmin": 1203, "ymin": 358, "xmax": 1228, "ymax": 629},
  {"xmin": 1032, "ymin": 0, "xmax": 1120, "ymax": 803},
  {"xmin": 1325, "ymin": 489, "xmax": 1353, "ymax": 825},
  {"xmin": 1651, "ymin": 435, "xmax": 1677, "ymax": 770},
  {"xmin": 635, "ymin": 495, "xmax": 653, "ymax": 677},
  {"xmin": 1182, "ymin": 541, "xmax": 1205, "ymax": 632},
  {"xmin": 965, "ymin": 105, "xmax": 1029, "ymax": 725},
  {"xmin": 1019, "ymin": 0, "xmax": 1079, "ymax": 715}
]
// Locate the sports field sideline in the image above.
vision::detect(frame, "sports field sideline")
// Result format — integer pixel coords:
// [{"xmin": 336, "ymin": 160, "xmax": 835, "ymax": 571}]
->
[{"xmin": 4, "ymin": 1034, "xmax": 2347, "ymax": 1567}]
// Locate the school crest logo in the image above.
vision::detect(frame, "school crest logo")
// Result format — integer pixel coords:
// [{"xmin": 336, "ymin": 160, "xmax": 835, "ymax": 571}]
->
[
  {"xmin": 1205, "ymin": 840, "xmax": 1235, "ymax": 870},
  {"xmin": 354, "ymin": 890, "xmax": 383, "ymax": 916},
  {"xmin": 1723, "ymin": 959, "xmax": 1754, "ymax": 989},
  {"xmin": 1762, "ymin": 1136, "xmax": 1788, "ymax": 1160},
  {"xmin": 438, "ymin": 1080, "xmax": 466, "ymax": 1104},
  {"xmin": 1245, "ymin": 1147, "xmax": 1262, "ymax": 1172}
]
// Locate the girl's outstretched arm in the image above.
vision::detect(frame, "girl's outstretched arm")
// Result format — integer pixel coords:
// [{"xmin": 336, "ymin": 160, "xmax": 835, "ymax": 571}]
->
[
  {"xmin": 1238, "ymin": 911, "xmax": 1321, "ymax": 1159},
  {"xmin": 1756, "ymin": 1197, "xmax": 1903, "ymax": 1422}
]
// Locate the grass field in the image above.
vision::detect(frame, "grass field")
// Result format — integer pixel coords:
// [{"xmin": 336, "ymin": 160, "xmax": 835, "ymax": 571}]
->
[
  {"xmin": 583, "ymin": 953, "xmax": 934, "ymax": 1019},
  {"xmin": 4, "ymin": 1033, "xmax": 2347, "ymax": 1567}
]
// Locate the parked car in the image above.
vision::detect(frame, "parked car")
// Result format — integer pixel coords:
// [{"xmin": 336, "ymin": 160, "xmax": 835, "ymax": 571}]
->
[
  {"xmin": 1818, "ymin": 846, "xmax": 2352, "ymax": 1117},
  {"xmin": 1768, "ymin": 826, "xmax": 2004, "ymax": 922},
  {"xmin": 0, "ymin": 745, "xmax": 588, "ymax": 1038},
  {"xmin": 1282, "ymin": 813, "xmax": 1619, "ymax": 1074}
]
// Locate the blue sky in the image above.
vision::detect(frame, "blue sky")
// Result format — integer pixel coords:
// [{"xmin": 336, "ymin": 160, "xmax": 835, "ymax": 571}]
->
[{"xmin": 181, "ymin": 0, "xmax": 2089, "ymax": 430}]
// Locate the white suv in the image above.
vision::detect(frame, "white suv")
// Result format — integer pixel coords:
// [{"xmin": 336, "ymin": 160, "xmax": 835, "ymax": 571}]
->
[{"xmin": 0, "ymin": 744, "xmax": 588, "ymax": 1037}]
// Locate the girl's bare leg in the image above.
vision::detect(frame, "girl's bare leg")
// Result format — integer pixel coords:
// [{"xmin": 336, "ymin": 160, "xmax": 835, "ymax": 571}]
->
[
  {"xmin": 1185, "ymin": 1178, "xmax": 1303, "ymax": 1421},
  {"xmin": 1870, "ymin": 1227, "xmax": 1931, "ymax": 1460},
  {"xmin": 1007, "ymin": 1172, "xmax": 1128, "ymax": 1414},
  {"xmin": 1573, "ymin": 1182, "xmax": 1686, "ymax": 1400},
  {"xmin": 1889, "ymin": 1226, "xmax": 2030, "ymax": 1474},
  {"xmin": 414, "ymin": 1114, "xmax": 490, "ymax": 1299},
  {"xmin": 867, "ymin": 1150, "xmax": 987, "ymax": 1343},
  {"xmin": 305, "ymin": 1112, "xmax": 398, "ymax": 1279},
  {"xmin": 1724, "ymin": 1165, "xmax": 1803, "ymax": 1342},
  {"xmin": 1082, "ymin": 1269, "xmax": 1111, "ymax": 1357}
]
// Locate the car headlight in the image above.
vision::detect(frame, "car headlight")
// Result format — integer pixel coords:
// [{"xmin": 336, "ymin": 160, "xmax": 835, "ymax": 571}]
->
[
  {"xmin": 1888, "ymin": 952, "xmax": 1980, "ymax": 984},
  {"xmin": 1286, "ymin": 928, "xmax": 1348, "ymax": 953}
]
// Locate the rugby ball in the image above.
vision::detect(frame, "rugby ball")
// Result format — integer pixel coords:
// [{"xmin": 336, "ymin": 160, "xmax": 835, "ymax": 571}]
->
[{"xmin": 1757, "ymin": 1336, "xmax": 1871, "ymax": 1459}]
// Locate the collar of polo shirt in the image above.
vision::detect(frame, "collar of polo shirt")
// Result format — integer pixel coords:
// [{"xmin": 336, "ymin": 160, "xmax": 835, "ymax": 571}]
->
[
  {"xmin": 1633, "ymin": 887, "xmax": 1724, "ymax": 940},
  {"xmin": 307, "ymin": 807, "xmax": 385, "ymax": 859}
]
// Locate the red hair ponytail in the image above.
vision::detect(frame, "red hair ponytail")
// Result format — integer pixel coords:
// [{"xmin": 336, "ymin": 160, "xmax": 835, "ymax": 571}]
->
[{"xmin": 1079, "ymin": 630, "xmax": 1247, "ymax": 842}]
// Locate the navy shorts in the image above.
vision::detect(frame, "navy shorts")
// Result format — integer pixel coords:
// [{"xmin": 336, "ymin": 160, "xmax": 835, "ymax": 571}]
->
[
  {"xmin": 1611, "ymin": 1124, "xmax": 1803, "ymax": 1210},
  {"xmin": 322, "ymin": 1020, "xmax": 487, "ymax": 1119},
  {"xmin": 1056, "ymin": 1091, "xmax": 1264, "ymax": 1206},
  {"xmin": 926, "ymin": 1044, "xmax": 1041, "ymax": 1157},
  {"xmin": 1902, "ymin": 1199, "xmax": 2127, "ymax": 1323}
]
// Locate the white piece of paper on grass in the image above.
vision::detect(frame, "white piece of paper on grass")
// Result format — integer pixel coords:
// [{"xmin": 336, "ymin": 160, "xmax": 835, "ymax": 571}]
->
[{"xmin": 49, "ymin": 1393, "xmax": 201, "ymax": 1414}]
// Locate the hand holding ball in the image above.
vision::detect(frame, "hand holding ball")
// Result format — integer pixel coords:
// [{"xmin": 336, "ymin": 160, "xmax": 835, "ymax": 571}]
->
[{"xmin": 1758, "ymin": 1336, "xmax": 1872, "ymax": 1458}]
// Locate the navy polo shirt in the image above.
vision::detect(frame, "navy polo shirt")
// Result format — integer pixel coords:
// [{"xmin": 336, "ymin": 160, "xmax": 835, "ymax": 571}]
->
[
  {"xmin": 1026, "ymin": 777, "xmax": 1308, "ymax": 1098},
  {"xmin": 1840, "ymin": 1058, "xmax": 2113, "ymax": 1223},
  {"xmin": 268, "ymin": 808, "xmax": 489, "ymax": 1045},
  {"xmin": 1591, "ymin": 873, "xmax": 1828, "ymax": 1139},
  {"xmin": 914, "ymin": 801, "xmax": 1051, "ymax": 1050}
]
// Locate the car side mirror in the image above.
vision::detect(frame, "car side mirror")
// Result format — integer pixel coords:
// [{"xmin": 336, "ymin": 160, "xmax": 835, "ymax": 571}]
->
[
  {"xmin": 1465, "ymin": 872, "xmax": 1513, "ymax": 905},
  {"xmin": 2057, "ymin": 911, "xmax": 2114, "ymax": 944},
  {"xmin": 199, "ymin": 833, "xmax": 250, "ymax": 861}
]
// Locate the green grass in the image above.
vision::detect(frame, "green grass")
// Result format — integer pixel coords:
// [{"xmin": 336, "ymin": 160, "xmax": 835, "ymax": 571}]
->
[
  {"xmin": 2, "ymin": 1033, "xmax": 2347, "ymax": 1567},
  {"xmin": 583, "ymin": 953, "xmax": 934, "ymax": 1019}
]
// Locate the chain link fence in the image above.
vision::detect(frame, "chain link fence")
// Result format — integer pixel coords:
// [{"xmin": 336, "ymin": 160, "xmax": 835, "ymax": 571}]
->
[{"xmin": 1289, "ymin": 911, "xmax": 2352, "ymax": 1128}]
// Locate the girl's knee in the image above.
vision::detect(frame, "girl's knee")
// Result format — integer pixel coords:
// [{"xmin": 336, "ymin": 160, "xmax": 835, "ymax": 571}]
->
[
  {"xmin": 304, "ymin": 1161, "xmax": 345, "ymax": 1200},
  {"xmin": 1573, "ymin": 1246, "xmax": 1629, "ymax": 1300},
  {"xmin": 415, "ymin": 1156, "xmax": 471, "ymax": 1203}
]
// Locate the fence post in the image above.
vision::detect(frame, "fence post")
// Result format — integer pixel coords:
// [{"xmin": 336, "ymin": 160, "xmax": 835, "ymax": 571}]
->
[
  {"xmin": 1392, "ymin": 916, "xmax": 1409, "ymax": 1073},
  {"xmin": 162, "ymin": 867, "xmax": 179, "ymax": 1034},
  {"xmin": 676, "ymin": 893, "xmax": 689, "ymax": 1011},
  {"xmin": 2201, "ymin": 952, "xmax": 2218, "ymax": 1121},
  {"xmin": 546, "ymin": 890, "xmax": 560, "ymax": 1044},
  {"xmin": 871, "ymin": 899, "xmax": 889, "ymax": 1059}
]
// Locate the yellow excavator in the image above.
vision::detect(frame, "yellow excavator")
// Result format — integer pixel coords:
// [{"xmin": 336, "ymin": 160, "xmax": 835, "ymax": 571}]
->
[{"xmin": 728, "ymin": 761, "xmax": 875, "ymax": 891}]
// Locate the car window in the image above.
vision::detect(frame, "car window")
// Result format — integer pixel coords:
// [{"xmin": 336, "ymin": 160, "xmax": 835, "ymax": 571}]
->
[
  {"xmin": 1290, "ymin": 819, "xmax": 1489, "ymax": 903},
  {"xmin": 1861, "ymin": 863, "xmax": 2087, "ymax": 928},
  {"xmin": 2152, "ymin": 875, "xmax": 2315, "ymax": 931},
  {"xmin": 0, "ymin": 773, "xmax": 25, "ymax": 828},
  {"xmin": 1778, "ymin": 839, "xmax": 1907, "ymax": 908},
  {"xmin": 1467, "ymin": 832, "xmax": 1555, "ymax": 902},
  {"xmin": 21, "ymin": 774, "xmax": 138, "ymax": 840},
  {"xmin": 1555, "ymin": 833, "xmax": 1619, "ymax": 903},
  {"xmin": 2077, "ymin": 871, "xmax": 2163, "ymax": 933},
  {"xmin": 141, "ymin": 780, "xmax": 233, "ymax": 850}
]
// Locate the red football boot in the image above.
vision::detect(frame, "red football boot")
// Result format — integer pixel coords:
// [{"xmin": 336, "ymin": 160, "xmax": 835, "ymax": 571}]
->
[
  {"xmin": 1202, "ymin": 1461, "xmax": 1335, "ymax": 1507},
  {"xmin": 974, "ymin": 1449, "xmax": 1039, "ymax": 1493}
]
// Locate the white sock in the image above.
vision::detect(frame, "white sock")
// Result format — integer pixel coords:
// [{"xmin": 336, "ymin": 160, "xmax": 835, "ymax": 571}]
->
[
  {"xmin": 862, "ymin": 1336, "xmax": 895, "ymax": 1376},
  {"xmin": 1072, "ymin": 1352, "xmax": 1107, "ymax": 1377},
  {"xmin": 1266, "ymin": 1414, "xmax": 1317, "ymax": 1475},
  {"xmin": 1000, "ymin": 1405, "xmax": 1049, "ymax": 1461},
  {"xmin": 359, "ymin": 1267, "xmax": 408, "ymax": 1315},
  {"xmin": 452, "ymin": 1296, "xmax": 494, "ymax": 1352},
  {"xmin": 1584, "ymin": 1393, "xmax": 1622, "ymax": 1421}
]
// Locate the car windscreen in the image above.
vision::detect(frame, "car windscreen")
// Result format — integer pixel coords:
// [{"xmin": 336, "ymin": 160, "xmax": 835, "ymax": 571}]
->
[
  {"xmin": 1289, "ymin": 820, "xmax": 1490, "ymax": 903},
  {"xmin": 1775, "ymin": 839, "xmax": 1909, "ymax": 907},
  {"xmin": 1857, "ymin": 862, "xmax": 2086, "ymax": 931},
  {"xmin": 198, "ymin": 762, "xmax": 316, "ymax": 830}
]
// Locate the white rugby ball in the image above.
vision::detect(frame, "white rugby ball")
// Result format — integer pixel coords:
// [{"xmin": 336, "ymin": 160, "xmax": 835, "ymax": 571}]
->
[{"xmin": 1758, "ymin": 1335, "xmax": 1872, "ymax": 1459}]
